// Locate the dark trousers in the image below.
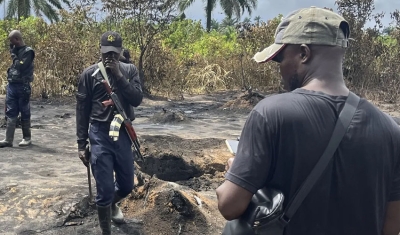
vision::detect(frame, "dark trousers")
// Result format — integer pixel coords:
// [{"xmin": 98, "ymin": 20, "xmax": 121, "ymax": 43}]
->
[
  {"xmin": 89, "ymin": 121, "xmax": 134, "ymax": 206},
  {"xmin": 5, "ymin": 83, "xmax": 31, "ymax": 120}
]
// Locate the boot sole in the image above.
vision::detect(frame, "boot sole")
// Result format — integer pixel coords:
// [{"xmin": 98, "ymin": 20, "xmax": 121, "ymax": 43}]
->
[
  {"xmin": 112, "ymin": 217, "xmax": 125, "ymax": 224},
  {"xmin": 19, "ymin": 144, "xmax": 31, "ymax": 147},
  {"xmin": 0, "ymin": 145, "xmax": 13, "ymax": 148},
  {"xmin": 19, "ymin": 141, "xmax": 32, "ymax": 147}
]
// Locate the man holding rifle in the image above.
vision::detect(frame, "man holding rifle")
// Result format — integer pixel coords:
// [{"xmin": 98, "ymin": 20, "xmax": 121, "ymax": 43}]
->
[{"xmin": 76, "ymin": 31, "xmax": 143, "ymax": 235}]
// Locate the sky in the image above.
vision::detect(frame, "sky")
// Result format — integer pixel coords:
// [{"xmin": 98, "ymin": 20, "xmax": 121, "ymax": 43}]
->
[
  {"xmin": 0, "ymin": 0, "xmax": 398, "ymax": 29},
  {"xmin": 182, "ymin": 0, "xmax": 400, "ymax": 28}
]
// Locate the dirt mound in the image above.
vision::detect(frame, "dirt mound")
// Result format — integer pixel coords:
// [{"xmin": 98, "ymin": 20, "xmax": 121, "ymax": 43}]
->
[
  {"xmin": 221, "ymin": 90, "xmax": 265, "ymax": 111},
  {"xmin": 150, "ymin": 109, "xmax": 189, "ymax": 124},
  {"xmin": 116, "ymin": 135, "xmax": 232, "ymax": 234},
  {"xmin": 121, "ymin": 178, "xmax": 225, "ymax": 235},
  {"xmin": 176, "ymin": 172, "xmax": 226, "ymax": 192}
]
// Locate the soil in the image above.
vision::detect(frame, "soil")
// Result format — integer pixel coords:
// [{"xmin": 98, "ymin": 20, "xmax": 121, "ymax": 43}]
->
[
  {"xmin": 220, "ymin": 89, "xmax": 266, "ymax": 111},
  {"xmin": 0, "ymin": 90, "xmax": 399, "ymax": 235},
  {"xmin": 0, "ymin": 90, "xmax": 249, "ymax": 235}
]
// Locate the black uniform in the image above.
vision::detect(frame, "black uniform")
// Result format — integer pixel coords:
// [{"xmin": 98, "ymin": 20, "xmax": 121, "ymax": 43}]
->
[
  {"xmin": 6, "ymin": 45, "xmax": 35, "ymax": 120},
  {"xmin": 76, "ymin": 62, "xmax": 143, "ymax": 206}
]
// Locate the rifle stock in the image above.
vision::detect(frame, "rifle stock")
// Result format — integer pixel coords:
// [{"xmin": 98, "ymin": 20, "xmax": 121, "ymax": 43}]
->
[
  {"xmin": 124, "ymin": 121, "xmax": 138, "ymax": 140},
  {"xmin": 102, "ymin": 80, "xmax": 112, "ymax": 94}
]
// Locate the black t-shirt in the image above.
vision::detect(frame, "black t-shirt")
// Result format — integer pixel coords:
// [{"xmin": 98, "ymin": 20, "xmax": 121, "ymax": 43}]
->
[{"xmin": 226, "ymin": 89, "xmax": 400, "ymax": 235}]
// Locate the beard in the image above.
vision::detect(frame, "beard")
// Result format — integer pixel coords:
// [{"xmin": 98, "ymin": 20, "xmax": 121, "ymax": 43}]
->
[{"xmin": 283, "ymin": 73, "xmax": 302, "ymax": 92}]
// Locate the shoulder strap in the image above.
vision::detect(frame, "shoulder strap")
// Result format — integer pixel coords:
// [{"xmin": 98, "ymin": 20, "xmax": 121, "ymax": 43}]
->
[
  {"xmin": 280, "ymin": 91, "xmax": 360, "ymax": 224},
  {"xmin": 97, "ymin": 62, "xmax": 111, "ymax": 86}
]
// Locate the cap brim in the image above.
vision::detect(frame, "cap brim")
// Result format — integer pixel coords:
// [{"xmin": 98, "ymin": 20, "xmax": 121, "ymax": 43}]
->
[
  {"xmin": 101, "ymin": 46, "xmax": 122, "ymax": 54},
  {"xmin": 253, "ymin": 44, "xmax": 286, "ymax": 63}
]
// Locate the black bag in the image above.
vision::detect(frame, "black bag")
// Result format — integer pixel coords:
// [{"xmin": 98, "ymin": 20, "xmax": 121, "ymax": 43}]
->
[{"xmin": 222, "ymin": 92, "xmax": 360, "ymax": 235}]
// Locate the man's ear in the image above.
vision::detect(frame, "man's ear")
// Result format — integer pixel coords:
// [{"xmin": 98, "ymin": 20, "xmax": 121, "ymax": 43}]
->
[{"xmin": 299, "ymin": 44, "xmax": 311, "ymax": 64}]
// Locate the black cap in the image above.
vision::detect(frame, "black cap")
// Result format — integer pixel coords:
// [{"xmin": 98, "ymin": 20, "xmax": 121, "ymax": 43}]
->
[{"xmin": 100, "ymin": 31, "xmax": 122, "ymax": 54}]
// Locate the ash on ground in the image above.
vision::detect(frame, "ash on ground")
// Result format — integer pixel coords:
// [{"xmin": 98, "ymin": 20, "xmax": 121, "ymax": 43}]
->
[{"xmin": 150, "ymin": 109, "xmax": 190, "ymax": 124}]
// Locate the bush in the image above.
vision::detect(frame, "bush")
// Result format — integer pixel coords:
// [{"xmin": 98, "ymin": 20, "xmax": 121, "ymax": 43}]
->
[{"xmin": 0, "ymin": 3, "xmax": 398, "ymax": 103}]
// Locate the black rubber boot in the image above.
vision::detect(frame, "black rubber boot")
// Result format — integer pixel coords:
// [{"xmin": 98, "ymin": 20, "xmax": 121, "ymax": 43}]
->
[
  {"xmin": 19, "ymin": 119, "xmax": 31, "ymax": 147},
  {"xmin": 111, "ymin": 192, "xmax": 125, "ymax": 224},
  {"xmin": 0, "ymin": 117, "xmax": 17, "ymax": 148},
  {"xmin": 97, "ymin": 204, "xmax": 112, "ymax": 235}
]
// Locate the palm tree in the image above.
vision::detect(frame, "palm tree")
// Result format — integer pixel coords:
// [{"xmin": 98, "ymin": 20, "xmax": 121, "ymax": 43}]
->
[
  {"xmin": 253, "ymin": 15, "xmax": 261, "ymax": 26},
  {"xmin": 210, "ymin": 18, "xmax": 220, "ymax": 31},
  {"xmin": 242, "ymin": 16, "xmax": 251, "ymax": 24},
  {"xmin": 0, "ymin": 0, "xmax": 71, "ymax": 23},
  {"xmin": 220, "ymin": 15, "xmax": 238, "ymax": 28},
  {"xmin": 178, "ymin": 0, "xmax": 257, "ymax": 32}
]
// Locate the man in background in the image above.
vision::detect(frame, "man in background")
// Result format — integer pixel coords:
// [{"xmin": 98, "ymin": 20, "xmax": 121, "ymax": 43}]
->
[
  {"xmin": 0, "ymin": 30, "xmax": 35, "ymax": 148},
  {"xmin": 119, "ymin": 47, "xmax": 132, "ymax": 64}
]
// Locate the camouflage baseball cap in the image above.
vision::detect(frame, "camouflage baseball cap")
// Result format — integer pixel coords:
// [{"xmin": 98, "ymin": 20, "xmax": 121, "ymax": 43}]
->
[{"xmin": 253, "ymin": 6, "xmax": 350, "ymax": 63}]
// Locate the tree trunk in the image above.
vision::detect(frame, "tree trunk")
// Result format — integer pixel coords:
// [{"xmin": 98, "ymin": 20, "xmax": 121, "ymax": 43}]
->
[
  {"xmin": 206, "ymin": 0, "xmax": 212, "ymax": 32},
  {"xmin": 138, "ymin": 47, "xmax": 150, "ymax": 95},
  {"xmin": 138, "ymin": 50, "xmax": 145, "ymax": 86}
]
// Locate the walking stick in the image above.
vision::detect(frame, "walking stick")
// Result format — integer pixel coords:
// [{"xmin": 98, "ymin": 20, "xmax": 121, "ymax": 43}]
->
[{"xmin": 85, "ymin": 145, "xmax": 93, "ymax": 205}]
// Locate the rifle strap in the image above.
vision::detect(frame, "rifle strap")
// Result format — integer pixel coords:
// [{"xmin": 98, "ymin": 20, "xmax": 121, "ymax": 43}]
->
[
  {"xmin": 97, "ymin": 62, "xmax": 125, "ymax": 142},
  {"xmin": 97, "ymin": 62, "xmax": 111, "ymax": 87}
]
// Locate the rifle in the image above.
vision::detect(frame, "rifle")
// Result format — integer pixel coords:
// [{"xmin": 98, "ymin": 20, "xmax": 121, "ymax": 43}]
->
[{"xmin": 91, "ymin": 62, "xmax": 144, "ymax": 162}]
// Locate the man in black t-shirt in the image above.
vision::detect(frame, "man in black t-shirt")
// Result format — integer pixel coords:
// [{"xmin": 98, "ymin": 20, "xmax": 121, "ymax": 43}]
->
[{"xmin": 216, "ymin": 7, "xmax": 400, "ymax": 235}]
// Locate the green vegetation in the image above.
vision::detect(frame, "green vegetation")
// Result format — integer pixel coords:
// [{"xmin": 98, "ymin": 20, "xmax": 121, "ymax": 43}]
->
[{"xmin": 0, "ymin": 0, "xmax": 398, "ymax": 102}]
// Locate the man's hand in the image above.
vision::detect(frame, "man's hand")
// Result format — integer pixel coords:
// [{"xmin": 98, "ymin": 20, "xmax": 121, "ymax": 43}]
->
[
  {"xmin": 11, "ymin": 53, "xmax": 17, "ymax": 61},
  {"xmin": 78, "ymin": 150, "xmax": 89, "ymax": 167},
  {"xmin": 104, "ymin": 57, "xmax": 123, "ymax": 79},
  {"xmin": 225, "ymin": 157, "xmax": 235, "ymax": 171},
  {"xmin": 383, "ymin": 201, "xmax": 400, "ymax": 235}
]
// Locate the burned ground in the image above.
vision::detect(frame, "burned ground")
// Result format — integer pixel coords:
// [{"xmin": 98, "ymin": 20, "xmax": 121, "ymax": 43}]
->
[
  {"xmin": 0, "ymin": 90, "xmax": 399, "ymax": 235},
  {"xmin": 0, "ymin": 91, "xmax": 249, "ymax": 235}
]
